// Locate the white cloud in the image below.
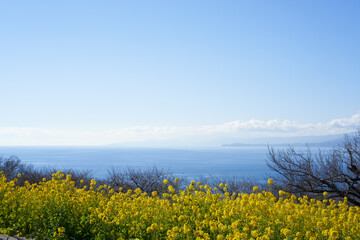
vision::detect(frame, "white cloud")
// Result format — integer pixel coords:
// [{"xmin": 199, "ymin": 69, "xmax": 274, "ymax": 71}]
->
[{"xmin": 0, "ymin": 112, "xmax": 359, "ymax": 146}]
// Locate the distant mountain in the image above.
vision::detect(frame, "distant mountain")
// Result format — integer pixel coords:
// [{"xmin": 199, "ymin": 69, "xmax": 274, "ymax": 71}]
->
[
  {"xmin": 105, "ymin": 132, "xmax": 356, "ymax": 148},
  {"xmin": 222, "ymin": 132, "xmax": 354, "ymax": 148},
  {"xmin": 222, "ymin": 143, "xmax": 268, "ymax": 147}
]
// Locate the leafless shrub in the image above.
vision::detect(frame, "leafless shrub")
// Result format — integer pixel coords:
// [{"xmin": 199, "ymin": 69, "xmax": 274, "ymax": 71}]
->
[
  {"xmin": 199, "ymin": 174, "xmax": 265, "ymax": 194},
  {"xmin": 20, "ymin": 167, "xmax": 94, "ymax": 187},
  {"xmin": 106, "ymin": 167, "xmax": 187, "ymax": 194},
  {"xmin": 0, "ymin": 156, "xmax": 94, "ymax": 187},
  {"xmin": 0, "ymin": 156, "xmax": 26, "ymax": 180},
  {"xmin": 267, "ymin": 131, "xmax": 360, "ymax": 205}
]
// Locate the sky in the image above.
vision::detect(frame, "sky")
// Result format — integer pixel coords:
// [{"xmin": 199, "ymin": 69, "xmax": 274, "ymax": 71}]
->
[{"xmin": 0, "ymin": 1, "xmax": 359, "ymax": 146}]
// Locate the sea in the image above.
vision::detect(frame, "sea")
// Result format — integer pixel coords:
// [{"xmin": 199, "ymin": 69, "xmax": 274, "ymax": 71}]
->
[{"xmin": 0, "ymin": 146, "xmax": 273, "ymax": 181}]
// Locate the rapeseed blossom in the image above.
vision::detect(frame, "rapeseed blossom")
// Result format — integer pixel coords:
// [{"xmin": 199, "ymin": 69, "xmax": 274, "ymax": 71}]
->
[{"xmin": 0, "ymin": 171, "xmax": 359, "ymax": 239}]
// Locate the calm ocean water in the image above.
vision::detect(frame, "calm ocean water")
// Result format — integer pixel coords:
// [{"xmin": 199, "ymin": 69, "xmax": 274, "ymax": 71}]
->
[{"xmin": 0, "ymin": 146, "xmax": 271, "ymax": 181}]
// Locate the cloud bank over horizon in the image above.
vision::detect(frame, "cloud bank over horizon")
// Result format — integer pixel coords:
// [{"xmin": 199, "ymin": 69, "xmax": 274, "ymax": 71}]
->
[{"xmin": 0, "ymin": 112, "xmax": 359, "ymax": 146}]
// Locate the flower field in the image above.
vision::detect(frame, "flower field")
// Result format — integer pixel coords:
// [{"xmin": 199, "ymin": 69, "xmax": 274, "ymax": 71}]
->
[{"xmin": 0, "ymin": 171, "xmax": 359, "ymax": 240}]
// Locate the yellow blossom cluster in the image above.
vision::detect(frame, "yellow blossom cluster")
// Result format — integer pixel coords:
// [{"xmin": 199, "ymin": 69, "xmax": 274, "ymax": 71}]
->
[{"xmin": 0, "ymin": 172, "xmax": 359, "ymax": 239}]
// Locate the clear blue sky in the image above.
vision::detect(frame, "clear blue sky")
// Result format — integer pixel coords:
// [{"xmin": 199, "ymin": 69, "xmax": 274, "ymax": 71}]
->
[{"xmin": 1, "ymin": 1, "xmax": 359, "ymax": 145}]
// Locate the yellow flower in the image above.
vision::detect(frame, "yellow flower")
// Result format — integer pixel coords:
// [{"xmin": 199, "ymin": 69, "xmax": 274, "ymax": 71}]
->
[
  {"xmin": 266, "ymin": 227, "xmax": 274, "ymax": 236},
  {"xmin": 281, "ymin": 228, "xmax": 291, "ymax": 237},
  {"xmin": 134, "ymin": 188, "xmax": 141, "ymax": 195},
  {"xmin": 1, "ymin": 169, "xmax": 360, "ymax": 240},
  {"xmin": 168, "ymin": 185, "xmax": 175, "ymax": 193},
  {"xmin": 66, "ymin": 174, "xmax": 72, "ymax": 181},
  {"xmin": 267, "ymin": 179, "xmax": 273, "ymax": 185},
  {"xmin": 163, "ymin": 179, "xmax": 168, "ymax": 185},
  {"xmin": 90, "ymin": 179, "xmax": 96, "ymax": 185},
  {"xmin": 323, "ymin": 191, "xmax": 328, "ymax": 197},
  {"xmin": 216, "ymin": 235, "xmax": 224, "ymax": 240},
  {"xmin": 329, "ymin": 229, "xmax": 339, "ymax": 239},
  {"xmin": 251, "ymin": 230, "xmax": 259, "ymax": 238}
]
